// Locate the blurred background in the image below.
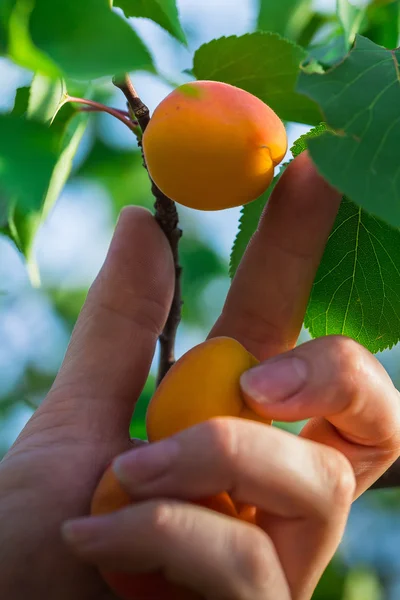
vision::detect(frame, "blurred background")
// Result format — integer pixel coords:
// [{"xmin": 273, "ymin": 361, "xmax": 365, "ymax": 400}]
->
[{"xmin": 1, "ymin": 0, "xmax": 400, "ymax": 598}]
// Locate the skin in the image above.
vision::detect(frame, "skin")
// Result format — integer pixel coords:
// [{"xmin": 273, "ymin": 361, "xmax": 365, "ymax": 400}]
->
[{"xmin": 0, "ymin": 153, "xmax": 399, "ymax": 600}]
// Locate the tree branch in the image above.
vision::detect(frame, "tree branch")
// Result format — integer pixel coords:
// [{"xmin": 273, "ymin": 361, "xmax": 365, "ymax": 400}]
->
[
  {"xmin": 113, "ymin": 75, "xmax": 183, "ymax": 386},
  {"xmin": 369, "ymin": 458, "xmax": 400, "ymax": 490}
]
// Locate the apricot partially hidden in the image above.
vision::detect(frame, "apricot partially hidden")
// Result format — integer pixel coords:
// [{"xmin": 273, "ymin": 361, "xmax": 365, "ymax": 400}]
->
[
  {"xmin": 147, "ymin": 337, "xmax": 270, "ymax": 441},
  {"xmin": 92, "ymin": 337, "xmax": 271, "ymax": 600},
  {"xmin": 142, "ymin": 80, "xmax": 287, "ymax": 211},
  {"xmin": 91, "ymin": 468, "xmax": 238, "ymax": 600}
]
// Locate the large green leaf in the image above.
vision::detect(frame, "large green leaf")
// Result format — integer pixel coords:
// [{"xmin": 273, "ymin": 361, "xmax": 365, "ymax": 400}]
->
[
  {"xmin": 24, "ymin": 0, "xmax": 154, "ymax": 80},
  {"xmin": 6, "ymin": 0, "xmax": 61, "ymax": 77},
  {"xmin": 258, "ymin": 0, "xmax": 313, "ymax": 43},
  {"xmin": 2, "ymin": 80, "xmax": 88, "ymax": 278},
  {"xmin": 298, "ymin": 35, "xmax": 400, "ymax": 228},
  {"xmin": 292, "ymin": 126, "xmax": 400, "ymax": 354},
  {"xmin": 305, "ymin": 196, "xmax": 400, "ymax": 353},
  {"xmin": 193, "ymin": 33, "xmax": 322, "ymax": 125},
  {"xmin": 114, "ymin": 0, "xmax": 186, "ymax": 45}
]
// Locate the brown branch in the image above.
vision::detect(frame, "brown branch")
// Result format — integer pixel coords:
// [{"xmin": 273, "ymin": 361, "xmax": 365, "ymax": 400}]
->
[
  {"xmin": 369, "ymin": 458, "xmax": 400, "ymax": 490},
  {"xmin": 112, "ymin": 75, "xmax": 151, "ymax": 132},
  {"xmin": 113, "ymin": 75, "xmax": 183, "ymax": 386}
]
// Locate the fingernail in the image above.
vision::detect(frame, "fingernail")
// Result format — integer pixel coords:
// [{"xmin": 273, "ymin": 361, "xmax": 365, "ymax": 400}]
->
[
  {"xmin": 113, "ymin": 439, "xmax": 180, "ymax": 486},
  {"xmin": 62, "ymin": 517, "xmax": 105, "ymax": 547},
  {"xmin": 240, "ymin": 356, "xmax": 308, "ymax": 403}
]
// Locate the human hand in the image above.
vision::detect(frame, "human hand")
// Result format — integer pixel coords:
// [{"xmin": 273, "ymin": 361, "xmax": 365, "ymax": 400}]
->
[{"xmin": 0, "ymin": 153, "xmax": 399, "ymax": 600}]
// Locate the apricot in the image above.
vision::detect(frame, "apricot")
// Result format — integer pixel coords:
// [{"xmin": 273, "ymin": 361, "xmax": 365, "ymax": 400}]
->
[
  {"xmin": 147, "ymin": 337, "xmax": 271, "ymax": 441},
  {"xmin": 142, "ymin": 80, "xmax": 287, "ymax": 211},
  {"xmin": 92, "ymin": 337, "xmax": 271, "ymax": 600}
]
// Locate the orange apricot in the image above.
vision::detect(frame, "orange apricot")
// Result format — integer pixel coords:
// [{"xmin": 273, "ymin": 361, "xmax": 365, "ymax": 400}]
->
[
  {"xmin": 142, "ymin": 80, "xmax": 287, "ymax": 211},
  {"xmin": 147, "ymin": 336, "xmax": 271, "ymax": 442}
]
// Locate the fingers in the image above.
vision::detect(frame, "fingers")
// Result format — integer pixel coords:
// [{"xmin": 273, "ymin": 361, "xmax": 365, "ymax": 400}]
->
[
  {"xmin": 46, "ymin": 207, "xmax": 174, "ymax": 434},
  {"xmin": 241, "ymin": 335, "xmax": 400, "ymax": 495},
  {"xmin": 209, "ymin": 153, "xmax": 342, "ymax": 360},
  {"xmin": 111, "ymin": 418, "xmax": 354, "ymax": 525},
  {"xmin": 109, "ymin": 418, "xmax": 353, "ymax": 598},
  {"xmin": 63, "ymin": 500, "xmax": 290, "ymax": 600}
]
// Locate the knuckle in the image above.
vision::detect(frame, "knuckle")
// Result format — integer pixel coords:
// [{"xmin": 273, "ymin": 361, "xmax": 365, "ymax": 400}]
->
[
  {"xmin": 331, "ymin": 336, "xmax": 367, "ymax": 378},
  {"xmin": 234, "ymin": 526, "xmax": 275, "ymax": 591},
  {"xmin": 147, "ymin": 501, "xmax": 174, "ymax": 540},
  {"xmin": 320, "ymin": 448, "xmax": 356, "ymax": 511},
  {"xmin": 201, "ymin": 417, "xmax": 240, "ymax": 465},
  {"xmin": 329, "ymin": 336, "xmax": 369, "ymax": 400}
]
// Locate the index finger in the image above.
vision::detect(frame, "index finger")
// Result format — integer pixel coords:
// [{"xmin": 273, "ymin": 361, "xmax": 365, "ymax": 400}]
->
[{"xmin": 209, "ymin": 152, "xmax": 342, "ymax": 360}]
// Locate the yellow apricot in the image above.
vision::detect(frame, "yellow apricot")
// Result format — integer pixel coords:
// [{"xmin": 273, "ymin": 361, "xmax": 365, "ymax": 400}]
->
[
  {"xmin": 142, "ymin": 80, "xmax": 287, "ymax": 211},
  {"xmin": 146, "ymin": 336, "xmax": 271, "ymax": 442}
]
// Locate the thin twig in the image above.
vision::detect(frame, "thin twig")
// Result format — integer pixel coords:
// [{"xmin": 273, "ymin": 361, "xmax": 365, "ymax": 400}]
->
[
  {"xmin": 113, "ymin": 75, "xmax": 183, "ymax": 386},
  {"xmin": 79, "ymin": 106, "xmax": 132, "ymax": 118},
  {"xmin": 66, "ymin": 96, "xmax": 138, "ymax": 132},
  {"xmin": 369, "ymin": 459, "xmax": 400, "ymax": 490}
]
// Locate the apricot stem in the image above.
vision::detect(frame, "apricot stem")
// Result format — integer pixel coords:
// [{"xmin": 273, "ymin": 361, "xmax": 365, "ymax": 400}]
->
[
  {"xmin": 65, "ymin": 96, "xmax": 139, "ymax": 132},
  {"xmin": 113, "ymin": 74, "xmax": 183, "ymax": 386}
]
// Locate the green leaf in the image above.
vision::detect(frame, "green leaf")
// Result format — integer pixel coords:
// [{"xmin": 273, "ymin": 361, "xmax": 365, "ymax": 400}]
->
[
  {"xmin": 308, "ymin": 34, "xmax": 348, "ymax": 68},
  {"xmin": 337, "ymin": 0, "xmax": 365, "ymax": 48},
  {"xmin": 364, "ymin": 0, "xmax": 400, "ymax": 49},
  {"xmin": 114, "ymin": 0, "xmax": 187, "ymax": 45},
  {"xmin": 11, "ymin": 85, "xmax": 30, "ymax": 117},
  {"xmin": 298, "ymin": 35, "xmax": 400, "ymax": 228},
  {"xmin": 28, "ymin": 74, "xmax": 65, "ymax": 123},
  {"xmin": 291, "ymin": 122, "xmax": 328, "ymax": 156},
  {"xmin": 1, "ymin": 93, "xmax": 88, "ymax": 276},
  {"xmin": 258, "ymin": 0, "xmax": 313, "ymax": 43},
  {"xmin": 7, "ymin": 0, "xmax": 60, "ymax": 77},
  {"xmin": 193, "ymin": 32, "xmax": 322, "ymax": 125},
  {"xmin": 28, "ymin": 0, "xmax": 154, "ymax": 80},
  {"xmin": 229, "ymin": 168, "xmax": 288, "ymax": 278},
  {"xmin": 41, "ymin": 109, "xmax": 87, "ymax": 223},
  {"xmin": 0, "ymin": 0, "xmax": 14, "ymax": 53},
  {"xmin": 0, "ymin": 114, "xmax": 59, "ymax": 214},
  {"xmin": 305, "ymin": 195, "xmax": 400, "ymax": 353},
  {"xmin": 292, "ymin": 125, "xmax": 400, "ymax": 354}
]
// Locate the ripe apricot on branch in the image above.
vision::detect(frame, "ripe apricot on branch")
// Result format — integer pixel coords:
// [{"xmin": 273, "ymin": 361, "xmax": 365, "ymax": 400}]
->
[
  {"xmin": 142, "ymin": 80, "xmax": 287, "ymax": 211},
  {"xmin": 91, "ymin": 337, "xmax": 271, "ymax": 599}
]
